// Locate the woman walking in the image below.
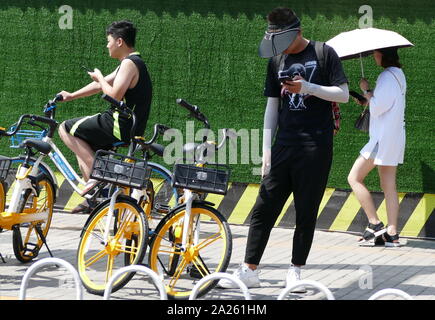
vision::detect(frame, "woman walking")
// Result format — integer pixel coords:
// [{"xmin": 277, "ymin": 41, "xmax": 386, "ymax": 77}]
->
[{"xmin": 348, "ymin": 47, "xmax": 406, "ymax": 247}]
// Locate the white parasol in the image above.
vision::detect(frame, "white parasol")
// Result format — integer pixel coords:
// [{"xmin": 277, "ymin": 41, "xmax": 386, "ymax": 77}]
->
[{"xmin": 326, "ymin": 27, "xmax": 414, "ymax": 77}]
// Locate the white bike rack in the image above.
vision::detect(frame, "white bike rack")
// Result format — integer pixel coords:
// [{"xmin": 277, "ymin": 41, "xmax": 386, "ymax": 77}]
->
[
  {"xmin": 103, "ymin": 265, "xmax": 167, "ymax": 300},
  {"xmin": 19, "ymin": 258, "xmax": 84, "ymax": 300},
  {"xmin": 278, "ymin": 280, "xmax": 335, "ymax": 300},
  {"xmin": 368, "ymin": 288, "xmax": 413, "ymax": 300},
  {"xmin": 189, "ymin": 272, "xmax": 252, "ymax": 300}
]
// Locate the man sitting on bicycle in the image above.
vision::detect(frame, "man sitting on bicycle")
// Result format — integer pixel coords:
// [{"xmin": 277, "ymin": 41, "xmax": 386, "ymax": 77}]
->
[{"xmin": 58, "ymin": 20, "xmax": 152, "ymax": 213}]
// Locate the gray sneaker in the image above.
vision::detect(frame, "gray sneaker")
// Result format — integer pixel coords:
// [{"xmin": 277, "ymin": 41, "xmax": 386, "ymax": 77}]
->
[{"xmin": 218, "ymin": 264, "xmax": 261, "ymax": 289}]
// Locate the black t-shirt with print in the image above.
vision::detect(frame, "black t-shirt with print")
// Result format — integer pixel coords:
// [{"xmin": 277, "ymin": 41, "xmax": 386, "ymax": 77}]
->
[{"xmin": 264, "ymin": 40, "xmax": 348, "ymax": 146}]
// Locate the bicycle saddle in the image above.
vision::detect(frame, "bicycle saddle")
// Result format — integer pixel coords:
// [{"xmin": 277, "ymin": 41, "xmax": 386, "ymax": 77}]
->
[{"xmin": 20, "ymin": 139, "xmax": 52, "ymax": 155}]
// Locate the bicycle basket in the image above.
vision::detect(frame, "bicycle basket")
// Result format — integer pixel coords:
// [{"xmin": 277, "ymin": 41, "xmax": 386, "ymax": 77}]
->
[
  {"xmin": 0, "ymin": 157, "xmax": 12, "ymax": 181},
  {"xmin": 172, "ymin": 163, "xmax": 230, "ymax": 195},
  {"xmin": 90, "ymin": 150, "xmax": 151, "ymax": 189},
  {"xmin": 9, "ymin": 127, "xmax": 47, "ymax": 149}
]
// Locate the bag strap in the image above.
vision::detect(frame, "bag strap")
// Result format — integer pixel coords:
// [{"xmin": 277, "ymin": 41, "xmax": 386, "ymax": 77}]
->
[
  {"xmin": 272, "ymin": 53, "xmax": 287, "ymax": 75},
  {"xmin": 314, "ymin": 41, "xmax": 328, "ymax": 85},
  {"xmin": 386, "ymin": 69, "xmax": 404, "ymax": 95}
]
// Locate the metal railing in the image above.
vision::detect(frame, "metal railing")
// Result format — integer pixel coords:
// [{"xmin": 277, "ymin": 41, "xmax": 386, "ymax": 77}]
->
[
  {"xmin": 103, "ymin": 265, "xmax": 167, "ymax": 300},
  {"xmin": 189, "ymin": 272, "xmax": 252, "ymax": 300},
  {"xmin": 278, "ymin": 280, "xmax": 335, "ymax": 300},
  {"xmin": 19, "ymin": 257, "xmax": 84, "ymax": 300},
  {"xmin": 368, "ymin": 288, "xmax": 413, "ymax": 300},
  {"xmin": 17, "ymin": 259, "xmax": 415, "ymax": 301}
]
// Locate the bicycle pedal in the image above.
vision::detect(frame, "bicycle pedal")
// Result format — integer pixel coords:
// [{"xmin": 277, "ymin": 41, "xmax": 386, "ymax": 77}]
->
[
  {"xmin": 154, "ymin": 204, "xmax": 170, "ymax": 214},
  {"xmin": 22, "ymin": 242, "xmax": 40, "ymax": 258},
  {"xmin": 187, "ymin": 265, "xmax": 203, "ymax": 279}
]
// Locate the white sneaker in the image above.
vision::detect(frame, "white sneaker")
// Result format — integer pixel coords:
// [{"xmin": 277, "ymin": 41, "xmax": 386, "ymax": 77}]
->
[
  {"xmin": 218, "ymin": 264, "xmax": 261, "ymax": 289},
  {"xmin": 285, "ymin": 266, "xmax": 307, "ymax": 293}
]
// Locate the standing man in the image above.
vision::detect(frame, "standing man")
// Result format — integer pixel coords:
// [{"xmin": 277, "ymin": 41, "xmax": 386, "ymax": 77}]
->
[
  {"xmin": 58, "ymin": 20, "xmax": 152, "ymax": 213},
  {"xmin": 219, "ymin": 8, "xmax": 348, "ymax": 290}
]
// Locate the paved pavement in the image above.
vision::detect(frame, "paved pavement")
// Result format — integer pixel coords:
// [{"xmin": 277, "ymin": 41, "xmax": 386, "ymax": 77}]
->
[{"xmin": 1, "ymin": 211, "xmax": 434, "ymax": 300}]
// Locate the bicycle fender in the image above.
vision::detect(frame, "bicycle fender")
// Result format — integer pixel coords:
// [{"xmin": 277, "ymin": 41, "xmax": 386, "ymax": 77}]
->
[
  {"xmin": 166, "ymin": 200, "xmax": 216, "ymax": 214},
  {"xmin": 79, "ymin": 195, "xmax": 137, "ymax": 238},
  {"xmin": 11, "ymin": 156, "xmax": 59, "ymax": 199}
]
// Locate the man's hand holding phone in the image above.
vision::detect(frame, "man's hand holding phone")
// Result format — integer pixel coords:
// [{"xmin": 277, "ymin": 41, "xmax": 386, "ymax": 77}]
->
[{"xmin": 280, "ymin": 75, "xmax": 303, "ymax": 94}]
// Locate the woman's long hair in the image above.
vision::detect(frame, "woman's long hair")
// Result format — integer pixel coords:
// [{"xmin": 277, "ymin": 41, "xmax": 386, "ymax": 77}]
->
[{"xmin": 378, "ymin": 47, "xmax": 402, "ymax": 68}]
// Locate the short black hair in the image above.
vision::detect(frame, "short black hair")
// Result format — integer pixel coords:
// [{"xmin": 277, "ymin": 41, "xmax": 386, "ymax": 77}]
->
[
  {"xmin": 378, "ymin": 47, "xmax": 402, "ymax": 68},
  {"xmin": 106, "ymin": 20, "xmax": 137, "ymax": 48},
  {"xmin": 267, "ymin": 7, "xmax": 299, "ymax": 27}
]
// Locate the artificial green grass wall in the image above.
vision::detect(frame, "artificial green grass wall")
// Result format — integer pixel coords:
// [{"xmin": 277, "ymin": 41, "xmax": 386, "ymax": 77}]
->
[{"xmin": 0, "ymin": 0, "xmax": 433, "ymax": 193}]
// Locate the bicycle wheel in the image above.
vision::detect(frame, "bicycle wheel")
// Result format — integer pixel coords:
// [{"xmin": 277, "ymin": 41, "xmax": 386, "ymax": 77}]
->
[
  {"xmin": 0, "ymin": 180, "xmax": 5, "ymax": 212},
  {"xmin": 149, "ymin": 203, "xmax": 232, "ymax": 300},
  {"xmin": 77, "ymin": 197, "xmax": 148, "ymax": 296},
  {"xmin": 12, "ymin": 177, "xmax": 55, "ymax": 263}
]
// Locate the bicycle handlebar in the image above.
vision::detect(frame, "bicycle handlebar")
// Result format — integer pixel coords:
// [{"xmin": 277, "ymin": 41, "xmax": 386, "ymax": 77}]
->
[
  {"xmin": 176, "ymin": 98, "xmax": 198, "ymax": 114},
  {"xmin": 176, "ymin": 98, "xmax": 209, "ymax": 128},
  {"xmin": 101, "ymin": 94, "xmax": 126, "ymax": 109},
  {"xmin": 0, "ymin": 114, "xmax": 58, "ymax": 138}
]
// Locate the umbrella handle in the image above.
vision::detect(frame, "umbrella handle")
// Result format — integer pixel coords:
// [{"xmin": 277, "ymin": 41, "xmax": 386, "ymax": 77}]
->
[{"xmin": 360, "ymin": 54, "xmax": 365, "ymax": 78}]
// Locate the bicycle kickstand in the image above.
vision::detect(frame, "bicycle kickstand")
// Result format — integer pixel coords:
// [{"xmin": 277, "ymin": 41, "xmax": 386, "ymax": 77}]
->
[{"xmin": 35, "ymin": 224, "xmax": 54, "ymax": 259}]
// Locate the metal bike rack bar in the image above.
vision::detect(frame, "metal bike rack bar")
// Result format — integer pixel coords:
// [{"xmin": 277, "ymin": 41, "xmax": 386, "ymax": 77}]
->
[
  {"xmin": 19, "ymin": 258, "xmax": 83, "ymax": 300},
  {"xmin": 189, "ymin": 272, "xmax": 252, "ymax": 300},
  {"xmin": 278, "ymin": 280, "xmax": 335, "ymax": 300},
  {"xmin": 103, "ymin": 265, "xmax": 167, "ymax": 300},
  {"xmin": 368, "ymin": 288, "xmax": 413, "ymax": 300}
]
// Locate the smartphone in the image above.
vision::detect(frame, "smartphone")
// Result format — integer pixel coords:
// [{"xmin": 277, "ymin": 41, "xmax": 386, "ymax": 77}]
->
[
  {"xmin": 349, "ymin": 90, "xmax": 367, "ymax": 103},
  {"xmin": 278, "ymin": 76, "xmax": 293, "ymax": 84},
  {"xmin": 81, "ymin": 65, "xmax": 93, "ymax": 73}
]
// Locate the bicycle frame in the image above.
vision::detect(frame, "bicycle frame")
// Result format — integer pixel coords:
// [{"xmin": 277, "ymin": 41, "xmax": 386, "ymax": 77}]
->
[
  {"xmin": 43, "ymin": 136, "xmax": 88, "ymax": 195},
  {"xmin": 4, "ymin": 134, "xmax": 91, "ymax": 224},
  {"xmin": 1, "ymin": 157, "xmax": 50, "ymax": 229}
]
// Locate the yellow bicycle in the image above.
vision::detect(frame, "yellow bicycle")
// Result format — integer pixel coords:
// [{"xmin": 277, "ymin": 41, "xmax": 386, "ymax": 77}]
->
[{"xmin": 148, "ymin": 99, "xmax": 236, "ymax": 300}]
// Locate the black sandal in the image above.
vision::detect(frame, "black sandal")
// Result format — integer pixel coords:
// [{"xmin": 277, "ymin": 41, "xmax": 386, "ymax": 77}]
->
[
  {"xmin": 358, "ymin": 222, "xmax": 386, "ymax": 246},
  {"xmin": 383, "ymin": 232, "xmax": 401, "ymax": 247}
]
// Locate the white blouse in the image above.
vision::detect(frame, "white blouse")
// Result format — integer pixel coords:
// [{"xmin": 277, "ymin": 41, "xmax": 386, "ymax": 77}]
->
[{"xmin": 360, "ymin": 67, "xmax": 407, "ymax": 166}]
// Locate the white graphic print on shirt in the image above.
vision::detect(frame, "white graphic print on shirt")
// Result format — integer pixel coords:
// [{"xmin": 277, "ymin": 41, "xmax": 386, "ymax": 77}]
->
[{"xmin": 281, "ymin": 60, "xmax": 317, "ymax": 111}]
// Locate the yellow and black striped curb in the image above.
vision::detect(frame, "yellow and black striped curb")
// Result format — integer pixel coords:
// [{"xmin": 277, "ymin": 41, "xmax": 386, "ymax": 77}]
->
[{"xmin": 49, "ymin": 171, "xmax": 435, "ymax": 239}]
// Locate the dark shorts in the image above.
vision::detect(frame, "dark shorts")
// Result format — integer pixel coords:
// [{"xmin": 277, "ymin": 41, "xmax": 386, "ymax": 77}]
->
[{"xmin": 63, "ymin": 112, "xmax": 125, "ymax": 152}]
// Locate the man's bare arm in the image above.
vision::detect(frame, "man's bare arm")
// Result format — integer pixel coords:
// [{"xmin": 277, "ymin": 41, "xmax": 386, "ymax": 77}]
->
[
  {"xmin": 89, "ymin": 59, "xmax": 137, "ymax": 101},
  {"xmin": 58, "ymin": 68, "xmax": 118, "ymax": 102}
]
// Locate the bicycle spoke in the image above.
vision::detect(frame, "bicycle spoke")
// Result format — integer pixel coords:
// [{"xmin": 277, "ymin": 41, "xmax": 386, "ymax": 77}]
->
[
  {"xmin": 115, "ymin": 243, "xmax": 138, "ymax": 256},
  {"xmin": 168, "ymin": 257, "xmax": 188, "ymax": 289},
  {"xmin": 114, "ymin": 211, "xmax": 134, "ymax": 242},
  {"xmin": 195, "ymin": 232, "xmax": 223, "ymax": 251},
  {"xmin": 156, "ymin": 243, "xmax": 183, "ymax": 255},
  {"xmin": 89, "ymin": 230, "xmax": 105, "ymax": 244},
  {"xmin": 84, "ymin": 249, "xmax": 107, "ymax": 268},
  {"xmin": 105, "ymin": 255, "xmax": 114, "ymax": 283},
  {"xmin": 96, "ymin": 219, "xmax": 106, "ymax": 237},
  {"xmin": 192, "ymin": 256, "xmax": 210, "ymax": 278}
]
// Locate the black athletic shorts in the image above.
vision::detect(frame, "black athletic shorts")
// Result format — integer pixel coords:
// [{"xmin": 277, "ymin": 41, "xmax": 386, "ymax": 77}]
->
[{"xmin": 63, "ymin": 111, "xmax": 132, "ymax": 152}]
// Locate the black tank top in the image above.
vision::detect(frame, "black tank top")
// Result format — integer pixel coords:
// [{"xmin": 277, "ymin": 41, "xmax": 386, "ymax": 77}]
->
[
  {"xmin": 124, "ymin": 53, "xmax": 152, "ymax": 136},
  {"xmin": 111, "ymin": 53, "xmax": 152, "ymax": 138}
]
